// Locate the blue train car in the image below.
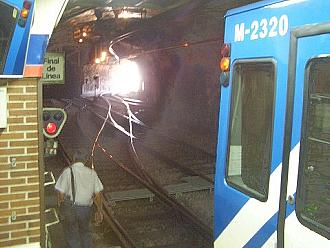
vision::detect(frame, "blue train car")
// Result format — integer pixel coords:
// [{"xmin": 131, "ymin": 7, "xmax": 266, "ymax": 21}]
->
[
  {"xmin": 0, "ymin": 0, "xmax": 34, "ymax": 76},
  {"xmin": 215, "ymin": 0, "xmax": 330, "ymax": 247}
]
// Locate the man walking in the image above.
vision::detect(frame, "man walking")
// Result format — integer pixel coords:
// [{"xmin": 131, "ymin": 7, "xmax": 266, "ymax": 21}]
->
[{"xmin": 55, "ymin": 150, "xmax": 104, "ymax": 248}]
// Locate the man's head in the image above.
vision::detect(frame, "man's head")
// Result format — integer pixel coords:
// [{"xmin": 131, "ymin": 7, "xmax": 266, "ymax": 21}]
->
[{"xmin": 72, "ymin": 150, "xmax": 87, "ymax": 163}]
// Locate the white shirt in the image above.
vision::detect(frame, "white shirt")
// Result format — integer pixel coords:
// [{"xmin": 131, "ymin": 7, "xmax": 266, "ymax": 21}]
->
[{"xmin": 55, "ymin": 162, "xmax": 104, "ymax": 206}]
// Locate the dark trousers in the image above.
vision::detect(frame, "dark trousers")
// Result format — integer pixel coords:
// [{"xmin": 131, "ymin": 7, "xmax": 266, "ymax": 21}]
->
[{"xmin": 61, "ymin": 202, "xmax": 92, "ymax": 248}]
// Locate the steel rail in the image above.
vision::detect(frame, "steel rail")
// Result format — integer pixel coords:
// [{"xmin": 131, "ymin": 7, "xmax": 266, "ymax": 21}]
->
[
  {"xmin": 100, "ymin": 194, "xmax": 137, "ymax": 248},
  {"xmin": 75, "ymin": 98, "xmax": 143, "ymax": 126},
  {"xmin": 138, "ymin": 143, "xmax": 214, "ymax": 184},
  {"xmin": 98, "ymin": 143, "xmax": 213, "ymax": 242}
]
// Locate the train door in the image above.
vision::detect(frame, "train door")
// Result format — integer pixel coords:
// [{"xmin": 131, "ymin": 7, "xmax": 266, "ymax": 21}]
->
[
  {"xmin": 281, "ymin": 27, "xmax": 330, "ymax": 247},
  {"xmin": 215, "ymin": 55, "xmax": 281, "ymax": 247}
]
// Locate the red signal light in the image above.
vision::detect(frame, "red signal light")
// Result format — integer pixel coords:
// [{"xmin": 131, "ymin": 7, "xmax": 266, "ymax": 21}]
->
[
  {"xmin": 46, "ymin": 122, "xmax": 57, "ymax": 134},
  {"xmin": 220, "ymin": 43, "xmax": 231, "ymax": 58},
  {"xmin": 23, "ymin": 1, "xmax": 32, "ymax": 10}
]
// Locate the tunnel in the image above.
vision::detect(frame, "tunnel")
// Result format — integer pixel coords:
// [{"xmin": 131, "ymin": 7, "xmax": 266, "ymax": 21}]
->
[{"xmin": 0, "ymin": 0, "xmax": 263, "ymax": 247}]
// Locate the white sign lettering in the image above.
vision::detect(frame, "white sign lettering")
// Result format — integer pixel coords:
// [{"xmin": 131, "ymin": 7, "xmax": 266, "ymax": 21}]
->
[{"xmin": 234, "ymin": 15, "xmax": 289, "ymax": 42}]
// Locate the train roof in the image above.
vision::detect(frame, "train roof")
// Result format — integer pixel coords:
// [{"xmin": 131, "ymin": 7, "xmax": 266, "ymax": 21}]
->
[{"xmin": 225, "ymin": 0, "xmax": 287, "ymax": 17}]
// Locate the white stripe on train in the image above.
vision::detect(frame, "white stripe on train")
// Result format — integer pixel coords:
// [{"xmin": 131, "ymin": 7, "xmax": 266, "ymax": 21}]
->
[
  {"xmin": 214, "ymin": 163, "xmax": 282, "ymax": 247},
  {"xmin": 214, "ymin": 144, "xmax": 303, "ymax": 247}
]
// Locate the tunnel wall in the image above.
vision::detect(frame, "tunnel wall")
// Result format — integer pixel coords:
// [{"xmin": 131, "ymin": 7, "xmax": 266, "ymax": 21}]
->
[
  {"xmin": 141, "ymin": 0, "xmax": 257, "ymax": 153},
  {"xmin": 131, "ymin": 1, "xmax": 226, "ymax": 153},
  {"xmin": 0, "ymin": 79, "xmax": 43, "ymax": 247}
]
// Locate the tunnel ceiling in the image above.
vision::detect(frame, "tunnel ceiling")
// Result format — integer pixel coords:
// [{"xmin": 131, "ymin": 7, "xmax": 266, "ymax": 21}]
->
[
  {"xmin": 49, "ymin": 0, "xmax": 259, "ymax": 59},
  {"xmin": 62, "ymin": 0, "xmax": 192, "ymax": 24},
  {"xmin": 49, "ymin": 0, "xmax": 195, "ymax": 51}
]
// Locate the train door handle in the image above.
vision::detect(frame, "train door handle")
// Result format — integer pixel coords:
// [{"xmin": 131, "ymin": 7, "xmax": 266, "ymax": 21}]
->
[{"xmin": 287, "ymin": 195, "xmax": 295, "ymax": 205}]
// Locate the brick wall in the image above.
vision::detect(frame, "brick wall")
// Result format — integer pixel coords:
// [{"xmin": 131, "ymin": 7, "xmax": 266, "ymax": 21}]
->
[{"xmin": 0, "ymin": 79, "xmax": 43, "ymax": 247}]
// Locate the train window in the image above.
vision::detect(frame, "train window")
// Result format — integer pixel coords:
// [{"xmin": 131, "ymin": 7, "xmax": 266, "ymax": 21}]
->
[
  {"xmin": 226, "ymin": 60, "xmax": 275, "ymax": 201},
  {"xmin": 297, "ymin": 57, "xmax": 330, "ymax": 239},
  {"xmin": 0, "ymin": 2, "xmax": 18, "ymax": 74}
]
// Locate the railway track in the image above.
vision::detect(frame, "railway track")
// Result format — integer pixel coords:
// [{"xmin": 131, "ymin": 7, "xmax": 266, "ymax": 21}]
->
[
  {"xmin": 45, "ymin": 97, "xmax": 214, "ymax": 247},
  {"xmin": 74, "ymin": 97, "xmax": 215, "ymax": 183}
]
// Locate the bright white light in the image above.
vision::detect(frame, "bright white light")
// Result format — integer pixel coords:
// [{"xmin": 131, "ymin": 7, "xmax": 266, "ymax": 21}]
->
[
  {"xmin": 109, "ymin": 60, "xmax": 143, "ymax": 95},
  {"xmin": 119, "ymin": 10, "xmax": 130, "ymax": 18},
  {"xmin": 100, "ymin": 51, "xmax": 107, "ymax": 62},
  {"xmin": 118, "ymin": 9, "xmax": 141, "ymax": 19}
]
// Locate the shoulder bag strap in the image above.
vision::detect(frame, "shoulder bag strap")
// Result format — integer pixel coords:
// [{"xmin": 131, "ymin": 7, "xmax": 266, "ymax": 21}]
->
[{"xmin": 70, "ymin": 167, "xmax": 75, "ymax": 204}]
